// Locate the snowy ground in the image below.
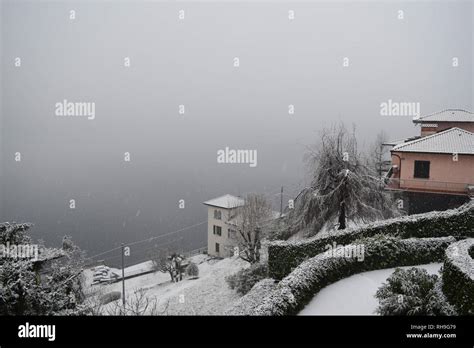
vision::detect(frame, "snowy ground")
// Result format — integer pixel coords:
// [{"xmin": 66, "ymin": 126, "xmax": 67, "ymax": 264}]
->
[
  {"xmin": 299, "ymin": 263, "xmax": 442, "ymax": 315},
  {"xmin": 83, "ymin": 254, "xmax": 248, "ymax": 315}
]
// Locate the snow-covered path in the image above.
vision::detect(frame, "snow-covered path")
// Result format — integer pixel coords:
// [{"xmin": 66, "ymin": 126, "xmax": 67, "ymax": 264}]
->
[{"xmin": 299, "ymin": 263, "xmax": 442, "ymax": 315}]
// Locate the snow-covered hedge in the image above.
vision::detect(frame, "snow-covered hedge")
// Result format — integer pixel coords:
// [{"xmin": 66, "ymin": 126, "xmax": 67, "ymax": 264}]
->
[
  {"xmin": 442, "ymin": 239, "xmax": 474, "ymax": 315},
  {"xmin": 269, "ymin": 203, "xmax": 473, "ymax": 279},
  {"xmin": 225, "ymin": 279, "xmax": 277, "ymax": 315},
  {"xmin": 228, "ymin": 236, "xmax": 454, "ymax": 315},
  {"xmin": 226, "ymin": 263, "xmax": 268, "ymax": 295}
]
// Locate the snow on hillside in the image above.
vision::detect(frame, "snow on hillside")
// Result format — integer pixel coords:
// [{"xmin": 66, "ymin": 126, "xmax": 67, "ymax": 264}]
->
[{"xmin": 83, "ymin": 254, "xmax": 248, "ymax": 315}]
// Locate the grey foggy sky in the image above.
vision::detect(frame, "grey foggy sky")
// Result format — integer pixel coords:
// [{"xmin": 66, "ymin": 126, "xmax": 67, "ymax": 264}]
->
[{"xmin": 1, "ymin": 0, "xmax": 473, "ymax": 263}]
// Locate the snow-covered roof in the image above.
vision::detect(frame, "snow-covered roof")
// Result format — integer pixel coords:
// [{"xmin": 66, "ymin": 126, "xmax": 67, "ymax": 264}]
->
[
  {"xmin": 384, "ymin": 136, "xmax": 421, "ymax": 147},
  {"xmin": 391, "ymin": 127, "xmax": 474, "ymax": 155},
  {"xmin": 33, "ymin": 247, "xmax": 66, "ymax": 265},
  {"xmin": 383, "ymin": 139, "xmax": 406, "ymax": 147},
  {"xmin": 203, "ymin": 194, "xmax": 245, "ymax": 209},
  {"xmin": 413, "ymin": 109, "xmax": 474, "ymax": 123}
]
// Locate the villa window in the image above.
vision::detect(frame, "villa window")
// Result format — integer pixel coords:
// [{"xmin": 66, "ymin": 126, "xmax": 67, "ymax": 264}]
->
[
  {"xmin": 213, "ymin": 225, "xmax": 222, "ymax": 236},
  {"xmin": 215, "ymin": 243, "xmax": 220, "ymax": 253},
  {"xmin": 414, "ymin": 160, "xmax": 430, "ymax": 179},
  {"xmin": 213, "ymin": 210, "xmax": 222, "ymax": 220},
  {"xmin": 228, "ymin": 229, "xmax": 237, "ymax": 239}
]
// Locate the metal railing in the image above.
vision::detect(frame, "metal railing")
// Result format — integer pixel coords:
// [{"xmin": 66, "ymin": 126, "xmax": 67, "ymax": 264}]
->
[{"xmin": 386, "ymin": 178, "xmax": 472, "ymax": 195}]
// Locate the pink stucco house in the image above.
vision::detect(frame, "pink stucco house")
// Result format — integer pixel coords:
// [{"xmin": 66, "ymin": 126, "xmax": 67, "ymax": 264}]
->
[
  {"xmin": 386, "ymin": 109, "xmax": 474, "ymax": 203},
  {"xmin": 413, "ymin": 109, "xmax": 474, "ymax": 136}
]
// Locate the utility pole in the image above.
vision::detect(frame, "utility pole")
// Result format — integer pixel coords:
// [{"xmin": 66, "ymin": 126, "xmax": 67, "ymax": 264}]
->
[
  {"xmin": 121, "ymin": 243, "xmax": 125, "ymax": 310},
  {"xmin": 280, "ymin": 186, "xmax": 283, "ymax": 217}
]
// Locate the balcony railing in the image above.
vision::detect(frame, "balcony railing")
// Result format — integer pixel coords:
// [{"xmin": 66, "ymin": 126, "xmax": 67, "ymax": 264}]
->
[{"xmin": 386, "ymin": 178, "xmax": 473, "ymax": 196}]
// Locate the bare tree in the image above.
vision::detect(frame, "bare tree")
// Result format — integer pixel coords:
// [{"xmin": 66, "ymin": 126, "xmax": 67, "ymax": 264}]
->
[
  {"xmin": 170, "ymin": 253, "xmax": 185, "ymax": 282},
  {"xmin": 370, "ymin": 130, "xmax": 389, "ymax": 178},
  {"xmin": 288, "ymin": 123, "xmax": 398, "ymax": 234},
  {"xmin": 105, "ymin": 289, "xmax": 170, "ymax": 316},
  {"xmin": 151, "ymin": 249, "xmax": 175, "ymax": 282},
  {"xmin": 150, "ymin": 249, "xmax": 184, "ymax": 282},
  {"xmin": 231, "ymin": 194, "xmax": 272, "ymax": 264}
]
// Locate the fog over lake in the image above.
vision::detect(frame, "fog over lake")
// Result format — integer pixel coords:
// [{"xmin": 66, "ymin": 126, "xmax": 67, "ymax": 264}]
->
[{"xmin": 1, "ymin": 0, "xmax": 472, "ymax": 266}]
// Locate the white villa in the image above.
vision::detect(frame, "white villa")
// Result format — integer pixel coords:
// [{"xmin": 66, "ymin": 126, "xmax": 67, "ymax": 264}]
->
[{"xmin": 203, "ymin": 194, "xmax": 245, "ymax": 258}]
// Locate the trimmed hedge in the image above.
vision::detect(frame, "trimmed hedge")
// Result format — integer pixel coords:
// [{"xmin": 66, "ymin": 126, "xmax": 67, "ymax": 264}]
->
[
  {"xmin": 225, "ymin": 279, "xmax": 277, "ymax": 315},
  {"xmin": 442, "ymin": 239, "xmax": 474, "ymax": 315},
  {"xmin": 226, "ymin": 263, "xmax": 269, "ymax": 295},
  {"xmin": 269, "ymin": 203, "xmax": 473, "ymax": 279},
  {"xmin": 227, "ymin": 236, "xmax": 455, "ymax": 315}
]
